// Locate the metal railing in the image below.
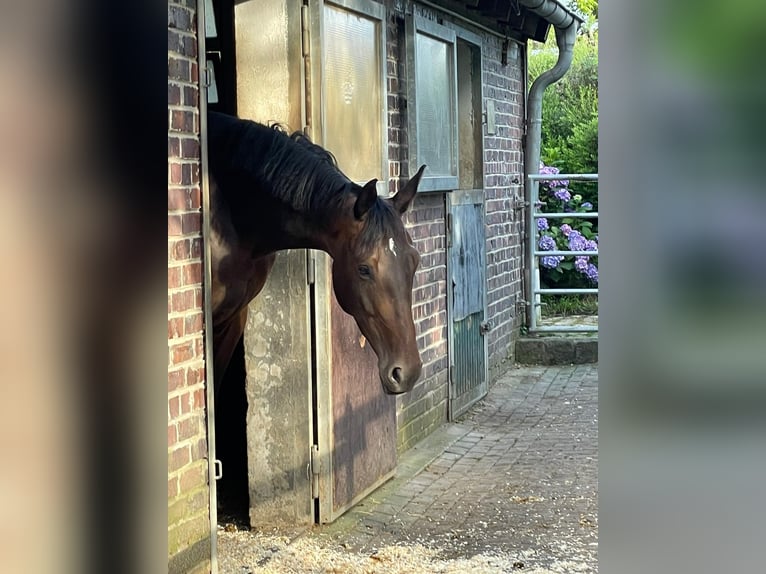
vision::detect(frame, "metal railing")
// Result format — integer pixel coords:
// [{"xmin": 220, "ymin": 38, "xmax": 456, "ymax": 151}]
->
[{"xmin": 527, "ymin": 173, "xmax": 599, "ymax": 333}]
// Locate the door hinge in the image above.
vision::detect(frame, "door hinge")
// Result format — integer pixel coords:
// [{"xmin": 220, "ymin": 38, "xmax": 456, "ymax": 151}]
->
[
  {"xmin": 479, "ymin": 320, "xmax": 493, "ymax": 335},
  {"xmin": 449, "ymin": 364, "xmax": 455, "ymax": 383},
  {"xmin": 310, "ymin": 444, "xmax": 320, "ymax": 499},
  {"xmin": 446, "ymin": 212, "xmax": 453, "ymax": 248}
]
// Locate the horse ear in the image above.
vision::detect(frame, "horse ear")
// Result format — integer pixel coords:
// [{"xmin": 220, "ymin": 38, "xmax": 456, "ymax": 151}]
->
[
  {"xmin": 354, "ymin": 179, "xmax": 378, "ymax": 219},
  {"xmin": 392, "ymin": 165, "xmax": 426, "ymax": 214}
]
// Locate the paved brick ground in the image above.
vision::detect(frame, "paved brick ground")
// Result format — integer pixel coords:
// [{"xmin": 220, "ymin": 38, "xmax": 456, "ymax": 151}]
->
[{"xmin": 313, "ymin": 364, "xmax": 599, "ymax": 571}]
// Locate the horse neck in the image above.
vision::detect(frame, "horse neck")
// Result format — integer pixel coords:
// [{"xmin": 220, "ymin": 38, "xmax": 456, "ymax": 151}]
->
[{"xmin": 225, "ymin": 182, "xmax": 348, "ymax": 259}]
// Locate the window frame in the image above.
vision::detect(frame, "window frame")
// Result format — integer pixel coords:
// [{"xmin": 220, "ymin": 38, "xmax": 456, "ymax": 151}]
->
[
  {"xmin": 406, "ymin": 14, "xmax": 459, "ymax": 192},
  {"xmin": 321, "ymin": 0, "xmax": 389, "ymax": 194}
]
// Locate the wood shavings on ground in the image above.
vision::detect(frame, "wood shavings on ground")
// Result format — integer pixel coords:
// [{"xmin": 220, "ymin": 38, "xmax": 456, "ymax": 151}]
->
[{"xmin": 218, "ymin": 531, "xmax": 590, "ymax": 574}]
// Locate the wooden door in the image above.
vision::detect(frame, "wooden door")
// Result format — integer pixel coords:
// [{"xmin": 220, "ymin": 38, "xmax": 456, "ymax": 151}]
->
[{"xmin": 310, "ymin": 0, "xmax": 395, "ymax": 523}]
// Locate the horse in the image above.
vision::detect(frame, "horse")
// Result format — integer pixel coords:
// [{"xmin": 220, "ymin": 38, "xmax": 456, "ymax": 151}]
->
[{"xmin": 206, "ymin": 111, "xmax": 427, "ymax": 395}]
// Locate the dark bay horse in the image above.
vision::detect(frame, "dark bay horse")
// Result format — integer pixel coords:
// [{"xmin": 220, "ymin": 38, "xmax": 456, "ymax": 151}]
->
[{"xmin": 207, "ymin": 111, "xmax": 426, "ymax": 395}]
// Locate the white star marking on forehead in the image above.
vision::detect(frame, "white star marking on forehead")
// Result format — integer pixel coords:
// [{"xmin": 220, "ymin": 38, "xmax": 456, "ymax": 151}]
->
[{"xmin": 388, "ymin": 237, "xmax": 397, "ymax": 257}]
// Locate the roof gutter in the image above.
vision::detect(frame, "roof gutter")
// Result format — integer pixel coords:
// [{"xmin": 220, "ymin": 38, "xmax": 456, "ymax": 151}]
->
[{"xmin": 517, "ymin": 0, "xmax": 582, "ymax": 328}]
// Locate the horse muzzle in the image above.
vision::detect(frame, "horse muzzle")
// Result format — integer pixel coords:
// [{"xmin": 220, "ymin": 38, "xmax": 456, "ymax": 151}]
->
[{"xmin": 380, "ymin": 360, "xmax": 422, "ymax": 395}]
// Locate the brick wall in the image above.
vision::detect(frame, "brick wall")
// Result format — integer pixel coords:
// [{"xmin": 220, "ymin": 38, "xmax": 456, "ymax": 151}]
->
[
  {"xmin": 385, "ymin": 6, "xmax": 449, "ymax": 452},
  {"xmin": 481, "ymin": 35, "xmax": 526, "ymax": 377},
  {"xmin": 168, "ymin": 1, "xmax": 211, "ymax": 572},
  {"xmin": 384, "ymin": 2, "xmax": 527, "ymax": 451}
]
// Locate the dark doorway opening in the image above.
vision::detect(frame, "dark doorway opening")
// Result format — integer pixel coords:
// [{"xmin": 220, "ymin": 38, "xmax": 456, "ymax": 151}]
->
[{"xmin": 213, "ymin": 336, "xmax": 249, "ymax": 529}]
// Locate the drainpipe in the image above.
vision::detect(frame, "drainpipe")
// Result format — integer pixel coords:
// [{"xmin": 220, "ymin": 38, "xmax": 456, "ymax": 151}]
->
[{"xmin": 517, "ymin": 0, "xmax": 580, "ymax": 329}]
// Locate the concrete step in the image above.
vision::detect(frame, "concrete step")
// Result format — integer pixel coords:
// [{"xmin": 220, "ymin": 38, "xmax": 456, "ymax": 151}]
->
[
  {"xmin": 515, "ymin": 336, "xmax": 598, "ymax": 365},
  {"xmin": 515, "ymin": 314, "xmax": 598, "ymax": 365}
]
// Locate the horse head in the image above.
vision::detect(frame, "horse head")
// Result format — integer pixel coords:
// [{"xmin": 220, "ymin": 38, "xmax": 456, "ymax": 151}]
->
[{"xmin": 331, "ymin": 165, "xmax": 427, "ymax": 394}]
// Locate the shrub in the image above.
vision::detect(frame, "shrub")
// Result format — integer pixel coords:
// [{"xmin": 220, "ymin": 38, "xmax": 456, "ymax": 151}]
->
[{"xmin": 536, "ymin": 163, "xmax": 598, "ymax": 289}]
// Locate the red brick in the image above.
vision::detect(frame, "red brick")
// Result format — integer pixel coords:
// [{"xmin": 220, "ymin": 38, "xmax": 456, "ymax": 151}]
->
[
  {"xmin": 171, "ymin": 340, "xmax": 195, "ymax": 364},
  {"xmin": 168, "ymin": 5, "xmax": 192, "ymax": 32},
  {"xmin": 168, "ymin": 423, "xmax": 178, "ymax": 446},
  {"xmin": 168, "ymin": 267, "xmax": 182, "ymax": 289},
  {"xmin": 191, "ymin": 437, "xmax": 208, "ymax": 459},
  {"xmin": 168, "ymin": 83, "xmax": 181, "ymax": 106},
  {"xmin": 169, "ymin": 396, "xmax": 181, "ymax": 419},
  {"xmin": 168, "ymin": 136, "xmax": 180, "ymax": 158},
  {"xmin": 191, "ymin": 238, "xmax": 202, "ymax": 258},
  {"xmin": 168, "ymin": 316, "xmax": 184, "ymax": 338},
  {"xmin": 168, "ymin": 57, "xmax": 190, "ymax": 82},
  {"xmin": 181, "ymin": 138, "xmax": 199, "ymax": 160},
  {"xmin": 168, "ymin": 214, "xmax": 182, "ymax": 235},
  {"xmin": 180, "ymin": 392, "xmax": 191, "ymax": 415},
  {"xmin": 171, "ymin": 289, "xmax": 195, "ymax": 313},
  {"xmin": 171, "ymin": 239, "xmax": 191, "ymax": 261},
  {"xmin": 168, "ymin": 188, "xmax": 189, "ymax": 211},
  {"xmin": 189, "ymin": 187, "xmax": 201, "ymax": 209},
  {"xmin": 182, "ymin": 86, "xmax": 199, "ymax": 109},
  {"xmin": 182, "ymin": 36, "xmax": 198, "ymax": 60},
  {"xmin": 184, "ymin": 312, "xmax": 203, "ymax": 334},
  {"xmin": 181, "ymin": 212, "xmax": 201, "ymax": 234},
  {"xmin": 169, "ymin": 445, "xmax": 190, "ymax": 473},
  {"xmin": 179, "ymin": 463, "xmax": 207, "ymax": 492},
  {"xmin": 169, "ymin": 162, "xmax": 183, "ymax": 184},
  {"xmin": 193, "ymin": 388, "xmax": 206, "ymax": 409},
  {"xmin": 168, "ymin": 369, "xmax": 184, "ymax": 392},
  {"xmin": 171, "ymin": 110, "xmax": 193, "ymax": 132},
  {"xmin": 187, "ymin": 365, "xmax": 203, "ymax": 386}
]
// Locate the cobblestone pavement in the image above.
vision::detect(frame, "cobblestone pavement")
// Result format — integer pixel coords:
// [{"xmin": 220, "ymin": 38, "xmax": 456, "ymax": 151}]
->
[
  {"xmin": 219, "ymin": 364, "xmax": 598, "ymax": 573},
  {"xmin": 310, "ymin": 363, "xmax": 599, "ymax": 571}
]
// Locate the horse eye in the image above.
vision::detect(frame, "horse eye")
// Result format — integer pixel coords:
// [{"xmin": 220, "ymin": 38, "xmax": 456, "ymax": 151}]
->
[{"xmin": 358, "ymin": 264, "xmax": 372, "ymax": 279}]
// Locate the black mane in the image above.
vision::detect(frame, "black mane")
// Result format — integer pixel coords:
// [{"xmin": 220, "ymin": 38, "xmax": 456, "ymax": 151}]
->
[
  {"xmin": 207, "ymin": 112, "xmax": 400, "ymax": 254},
  {"xmin": 207, "ymin": 111, "xmax": 351, "ymax": 214}
]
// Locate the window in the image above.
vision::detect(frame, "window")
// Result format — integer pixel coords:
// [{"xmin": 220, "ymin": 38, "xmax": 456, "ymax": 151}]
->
[
  {"xmin": 407, "ymin": 16, "xmax": 458, "ymax": 192},
  {"xmin": 322, "ymin": 0, "xmax": 387, "ymax": 190}
]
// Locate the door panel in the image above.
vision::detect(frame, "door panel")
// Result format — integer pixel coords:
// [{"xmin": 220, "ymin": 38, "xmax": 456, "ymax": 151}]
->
[
  {"xmin": 329, "ymin": 282, "xmax": 397, "ymax": 518},
  {"xmin": 312, "ymin": 0, "xmax": 395, "ymax": 524},
  {"xmin": 235, "ymin": 0, "xmax": 313, "ymax": 528},
  {"xmin": 449, "ymin": 190, "xmax": 488, "ymax": 419}
]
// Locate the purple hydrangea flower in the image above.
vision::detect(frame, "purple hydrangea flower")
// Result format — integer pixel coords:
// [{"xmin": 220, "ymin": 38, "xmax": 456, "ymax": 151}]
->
[
  {"xmin": 560, "ymin": 224, "xmax": 572, "ymax": 237},
  {"xmin": 537, "ymin": 217, "xmax": 549, "ymax": 231},
  {"xmin": 541, "ymin": 255, "xmax": 564, "ymax": 269},
  {"xmin": 586, "ymin": 263, "xmax": 599, "ymax": 284},
  {"xmin": 575, "ymin": 256, "xmax": 590, "ymax": 272},
  {"xmin": 568, "ymin": 230, "xmax": 587, "ymax": 251},
  {"xmin": 581, "ymin": 202, "xmax": 593, "ymax": 210},
  {"xmin": 538, "ymin": 235, "xmax": 556, "ymax": 251},
  {"xmin": 553, "ymin": 189, "xmax": 572, "ymax": 202},
  {"xmin": 585, "ymin": 239, "xmax": 598, "ymax": 252},
  {"xmin": 538, "ymin": 162, "xmax": 568, "ymax": 188}
]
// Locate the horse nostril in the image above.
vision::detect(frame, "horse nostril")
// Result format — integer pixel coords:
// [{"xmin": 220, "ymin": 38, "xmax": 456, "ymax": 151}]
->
[{"xmin": 391, "ymin": 367, "xmax": 403, "ymax": 385}]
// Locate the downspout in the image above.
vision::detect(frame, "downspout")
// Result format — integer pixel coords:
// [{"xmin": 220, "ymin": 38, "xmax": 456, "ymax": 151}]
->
[{"xmin": 516, "ymin": 0, "xmax": 580, "ymax": 329}]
